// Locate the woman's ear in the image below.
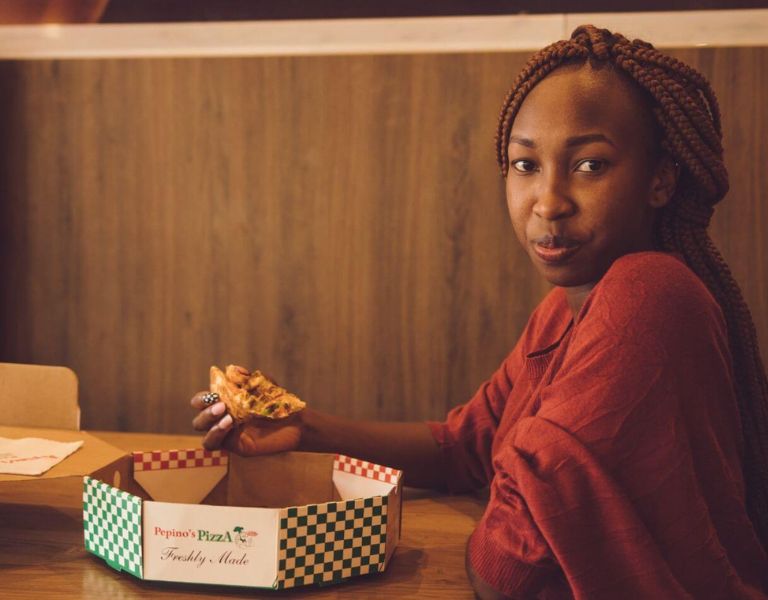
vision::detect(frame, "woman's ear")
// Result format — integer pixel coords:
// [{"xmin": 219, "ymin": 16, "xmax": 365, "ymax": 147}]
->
[{"xmin": 648, "ymin": 155, "xmax": 680, "ymax": 208}]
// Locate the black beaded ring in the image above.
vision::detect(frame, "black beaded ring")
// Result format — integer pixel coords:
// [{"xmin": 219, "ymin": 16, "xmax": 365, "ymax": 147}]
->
[{"xmin": 201, "ymin": 392, "xmax": 219, "ymax": 406}]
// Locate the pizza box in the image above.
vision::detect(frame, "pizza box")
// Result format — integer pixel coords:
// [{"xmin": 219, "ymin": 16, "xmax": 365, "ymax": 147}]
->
[
  {"xmin": 0, "ymin": 362, "xmax": 127, "ymax": 507},
  {"xmin": 84, "ymin": 449, "xmax": 403, "ymax": 590},
  {"xmin": 0, "ymin": 362, "xmax": 403, "ymax": 589}
]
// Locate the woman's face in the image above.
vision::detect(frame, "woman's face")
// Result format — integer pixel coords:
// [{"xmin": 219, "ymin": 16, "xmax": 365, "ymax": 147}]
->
[{"xmin": 506, "ymin": 62, "xmax": 674, "ymax": 291}]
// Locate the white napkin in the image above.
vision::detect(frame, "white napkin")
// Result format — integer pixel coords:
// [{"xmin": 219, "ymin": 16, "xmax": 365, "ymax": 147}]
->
[{"xmin": 0, "ymin": 436, "xmax": 84, "ymax": 476}]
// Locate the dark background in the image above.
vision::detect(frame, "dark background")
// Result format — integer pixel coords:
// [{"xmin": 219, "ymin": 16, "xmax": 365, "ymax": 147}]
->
[
  {"xmin": 3, "ymin": 1, "xmax": 767, "ymax": 25},
  {"xmin": 102, "ymin": 0, "xmax": 768, "ymax": 22}
]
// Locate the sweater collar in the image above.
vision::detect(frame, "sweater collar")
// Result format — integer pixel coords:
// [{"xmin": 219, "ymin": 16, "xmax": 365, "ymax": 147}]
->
[{"xmin": 524, "ymin": 316, "xmax": 573, "ymax": 379}]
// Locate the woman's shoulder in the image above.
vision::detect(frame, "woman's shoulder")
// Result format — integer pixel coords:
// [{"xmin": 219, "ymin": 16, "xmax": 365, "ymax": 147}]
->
[
  {"xmin": 581, "ymin": 250, "xmax": 724, "ymax": 334},
  {"xmin": 605, "ymin": 250, "xmax": 697, "ymax": 283}
]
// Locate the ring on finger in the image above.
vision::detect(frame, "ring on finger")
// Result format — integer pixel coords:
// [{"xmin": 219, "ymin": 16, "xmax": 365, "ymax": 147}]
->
[{"xmin": 201, "ymin": 392, "xmax": 219, "ymax": 407}]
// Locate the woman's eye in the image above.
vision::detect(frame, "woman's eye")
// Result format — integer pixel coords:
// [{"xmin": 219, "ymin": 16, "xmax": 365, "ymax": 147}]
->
[
  {"xmin": 511, "ymin": 159, "xmax": 537, "ymax": 173},
  {"xmin": 575, "ymin": 159, "xmax": 606, "ymax": 173}
]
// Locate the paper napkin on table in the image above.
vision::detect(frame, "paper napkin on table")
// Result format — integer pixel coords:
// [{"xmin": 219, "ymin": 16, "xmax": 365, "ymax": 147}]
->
[{"xmin": 0, "ymin": 436, "xmax": 84, "ymax": 476}]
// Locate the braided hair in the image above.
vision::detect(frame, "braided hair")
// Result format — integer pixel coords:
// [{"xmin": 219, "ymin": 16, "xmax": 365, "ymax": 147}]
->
[{"xmin": 496, "ymin": 25, "xmax": 768, "ymax": 551}]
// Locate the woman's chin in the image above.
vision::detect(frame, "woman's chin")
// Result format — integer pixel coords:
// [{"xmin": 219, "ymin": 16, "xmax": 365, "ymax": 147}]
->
[{"xmin": 532, "ymin": 261, "xmax": 600, "ymax": 289}]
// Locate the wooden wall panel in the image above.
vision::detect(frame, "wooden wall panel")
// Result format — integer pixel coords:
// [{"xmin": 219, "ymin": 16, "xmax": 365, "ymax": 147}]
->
[
  {"xmin": 686, "ymin": 48, "xmax": 768, "ymax": 369},
  {"xmin": 0, "ymin": 47, "xmax": 765, "ymax": 433}
]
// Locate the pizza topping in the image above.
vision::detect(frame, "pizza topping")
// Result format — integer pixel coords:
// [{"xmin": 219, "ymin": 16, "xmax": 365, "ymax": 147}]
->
[{"xmin": 209, "ymin": 364, "xmax": 306, "ymax": 423}]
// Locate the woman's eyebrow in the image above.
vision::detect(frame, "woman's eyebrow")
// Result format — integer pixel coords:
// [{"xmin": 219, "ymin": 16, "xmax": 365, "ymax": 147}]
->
[
  {"xmin": 509, "ymin": 135, "xmax": 535, "ymax": 148},
  {"xmin": 508, "ymin": 133, "xmax": 616, "ymax": 149},
  {"xmin": 565, "ymin": 133, "xmax": 616, "ymax": 148}
]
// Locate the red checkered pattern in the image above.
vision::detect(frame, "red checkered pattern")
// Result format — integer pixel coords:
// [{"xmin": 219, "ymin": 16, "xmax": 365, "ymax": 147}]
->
[
  {"xmin": 132, "ymin": 448, "xmax": 228, "ymax": 472},
  {"xmin": 333, "ymin": 454, "xmax": 401, "ymax": 485}
]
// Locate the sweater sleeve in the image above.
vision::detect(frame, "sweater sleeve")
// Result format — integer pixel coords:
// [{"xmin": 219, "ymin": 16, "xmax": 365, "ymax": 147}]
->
[
  {"xmin": 468, "ymin": 253, "xmax": 759, "ymax": 598},
  {"xmin": 426, "ymin": 288, "xmax": 569, "ymax": 493},
  {"xmin": 426, "ymin": 344, "xmax": 521, "ymax": 492},
  {"xmin": 468, "ymin": 416, "xmax": 692, "ymax": 598}
]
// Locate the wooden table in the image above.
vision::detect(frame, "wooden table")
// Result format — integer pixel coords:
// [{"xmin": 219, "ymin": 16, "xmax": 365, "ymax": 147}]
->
[{"xmin": 0, "ymin": 431, "xmax": 485, "ymax": 598}]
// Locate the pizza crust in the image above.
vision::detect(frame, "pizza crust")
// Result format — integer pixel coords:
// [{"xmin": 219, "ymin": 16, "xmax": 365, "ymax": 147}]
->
[{"xmin": 209, "ymin": 365, "xmax": 306, "ymax": 423}]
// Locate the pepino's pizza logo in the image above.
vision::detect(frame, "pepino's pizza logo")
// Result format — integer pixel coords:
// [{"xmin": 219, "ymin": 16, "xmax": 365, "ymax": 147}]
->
[{"xmin": 154, "ymin": 525, "xmax": 258, "ymax": 547}]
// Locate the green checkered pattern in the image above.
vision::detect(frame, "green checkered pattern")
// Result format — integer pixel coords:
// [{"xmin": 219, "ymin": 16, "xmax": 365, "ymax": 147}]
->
[
  {"xmin": 276, "ymin": 495, "xmax": 388, "ymax": 589},
  {"xmin": 83, "ymin": 476, "xmax": 143, "ymax": 578}
]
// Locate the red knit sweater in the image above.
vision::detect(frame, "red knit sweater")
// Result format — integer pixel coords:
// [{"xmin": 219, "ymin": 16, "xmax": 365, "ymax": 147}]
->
[{"xmin": 428, "ymin": 252, "xmax": 768, "ymax": 599}]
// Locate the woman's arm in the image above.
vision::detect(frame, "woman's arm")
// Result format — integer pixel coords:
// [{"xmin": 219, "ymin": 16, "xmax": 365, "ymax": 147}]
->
[
  {"xmin": 192, "ymin": 396, "xmax": 446, "ymax": 489},
  {"xmin": 298, "ymin": 408, "xmax": 447, "ymax": 489}
]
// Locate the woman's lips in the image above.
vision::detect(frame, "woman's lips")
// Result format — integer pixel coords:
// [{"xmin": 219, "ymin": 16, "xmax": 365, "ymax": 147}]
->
[
  {"xmin": 530, "ymin": 235, "xmax": 582, "ymax": 264},
  {"xmin": 533, "ymin": 244, "xmax": 580, "ymax": 263}
]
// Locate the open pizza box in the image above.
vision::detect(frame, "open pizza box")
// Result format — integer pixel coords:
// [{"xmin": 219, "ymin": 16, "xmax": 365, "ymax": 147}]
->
[
  {"xmin": 0, "ymin": 362, "xmax": 403, "ymax": 590},
  {"xmin": 0, "ymin": 362, "xmax": 126, "ymax": 506}
]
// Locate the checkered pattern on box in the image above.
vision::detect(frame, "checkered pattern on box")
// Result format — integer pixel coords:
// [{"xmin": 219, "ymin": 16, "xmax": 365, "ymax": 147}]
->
[
  {"xmin": 334, "ymin": 454, "xmax": 401, "ymax": 485},
  {"xmin": 83, "ymin": 476, "xmax": 143, "ymax": 578},
  {"xmin": 132, "ymin": 448, "xmax": 228, "ymax": 471},
  {"xmin": 276, "ymin": 495, "xmax": 388, "ymax": 589}
]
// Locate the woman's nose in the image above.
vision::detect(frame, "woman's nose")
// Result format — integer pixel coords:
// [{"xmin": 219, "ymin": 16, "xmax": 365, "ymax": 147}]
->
[{"xmin": 532, "ymin": 175, "xmax": 575, "ymax": 221}]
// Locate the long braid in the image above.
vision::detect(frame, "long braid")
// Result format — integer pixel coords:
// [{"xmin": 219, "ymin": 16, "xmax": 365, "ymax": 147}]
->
[{"xmin": 496, "ymin": 25, "xmax": 768, "ymax": 551}]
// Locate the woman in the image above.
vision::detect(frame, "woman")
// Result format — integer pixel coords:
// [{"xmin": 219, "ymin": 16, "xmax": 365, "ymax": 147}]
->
[{"xmin": 192, "ymin": 26, "xmax": 768, "ymax": 598}]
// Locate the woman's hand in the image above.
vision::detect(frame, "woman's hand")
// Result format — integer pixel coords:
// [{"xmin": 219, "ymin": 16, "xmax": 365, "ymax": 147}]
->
[{"xmin": 190, "ymin": 391, "xmax": 303, "ymax": 455}]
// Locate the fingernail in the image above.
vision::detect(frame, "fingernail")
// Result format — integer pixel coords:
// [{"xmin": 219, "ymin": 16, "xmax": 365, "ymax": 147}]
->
[
  {"xmin": 218, "ymin": 414, "xmax": 233, "ymax": 430},
  {"xmin": 210, "ymin": 402, "xmax": 226, "ymax": 416}
]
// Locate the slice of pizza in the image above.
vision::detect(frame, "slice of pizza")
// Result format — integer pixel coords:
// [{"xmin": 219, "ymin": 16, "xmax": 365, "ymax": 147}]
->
[{"xmin": 209, "ymin": 365, "xmax": 306, "ymax": 423}]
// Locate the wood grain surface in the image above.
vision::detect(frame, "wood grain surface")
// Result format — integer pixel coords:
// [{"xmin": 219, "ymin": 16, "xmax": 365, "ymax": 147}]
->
[
  {"xmin": 0, "ymin": 431, "xmax": 485, "ymax": 599},
  {"xmin": 0, "ymin": 47, "xmax": 765, "ymax": 433}
]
